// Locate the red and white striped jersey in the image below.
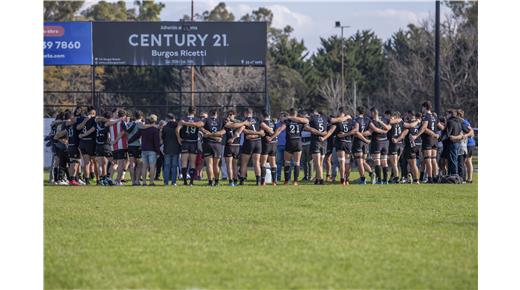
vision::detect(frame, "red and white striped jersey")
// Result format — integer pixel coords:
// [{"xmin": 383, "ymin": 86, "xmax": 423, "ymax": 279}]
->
[{"xmin": 109, "ymin": 120, "xmax": 128, "ymax": 151}]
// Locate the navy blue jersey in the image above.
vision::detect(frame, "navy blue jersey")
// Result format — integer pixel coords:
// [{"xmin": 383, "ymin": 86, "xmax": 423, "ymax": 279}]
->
[
  {"xmin": 421, "ymin": 112, "xmax": 438, "ymax": 140},
  {"xmin": 308, "ymin": 114, "xmax": 328, "ymax": 141},
  {"xmin": 80, "ymin": 117, "xmax": 96, "ymax": 141},
  {"xmin": 370, "ymin": 117, "xmax": 389, "ymax": 141},
  {"xmin": 180, "ymin": 116, "xmax": 201, "ymax": 142},
  {"xmin": 405, "ymin": 121, "xmax": 422, "ymax": 148},
  {"xmin": 388, "ymin": 120, "xmax": 404, "ymax": 143},
  {"xmin": 353, "ymin": 115, "xmax": 370, "ymax": 142},
  {"xmin": 224, "ymin": 119, "xmax": 241, "ymax": 146},
  {"xmin": 284, "ymin": 119, "xmax": 304, "ymax": 141},
  {"xmin": 261, "ymin": 119, "xmax": 277, "ymax": 143},
  {"xmin": 95, "ymin": 121, "xmax": 110, "ymax": 145},
  {"xmin": 203, "ymin": 117, "xmax": 223, "ymax": 143},
  {"xmin": 244, "ymin": 117, "xmax": 261, "ymax": 141},
  {"xmin": 335, "ymin": 118, "xmax": 356, "ymax": 142},
  {"xmin": 66, "ymin": 119, "xmax": 80, "ymax": 146}
]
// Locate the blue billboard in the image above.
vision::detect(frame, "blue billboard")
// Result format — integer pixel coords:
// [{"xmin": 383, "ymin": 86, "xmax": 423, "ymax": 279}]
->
[{"xmin": 44, "ymin": 22, "xmax": 93, "ymax": 65}]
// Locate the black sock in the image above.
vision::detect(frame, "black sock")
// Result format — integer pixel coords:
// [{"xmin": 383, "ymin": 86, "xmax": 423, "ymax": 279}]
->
[
  {"xmin": 229, "ymin": 178, "xmax": 233, "ymax": 184},
  {"xmin": 208, "ymin": 179, "xmax": 213, "ymax": 186},
  {"xmin": 189, "ymin": 168, "xmax": 196, "ymax": 184},
  {"xmin": 233, "ymin": 178, "xmax": 238, "ymax": 184},
  {"xmin": 271, "ymin": 167, "xmax": 277, "ymax": 182},
  {"xmin": 293, "ymin": 165, "xmax": 300, "ymax": 182},
  {"xmin": 260, "ymin": 166, "xmax": 266, "ymax": 181},
  {"xmin": 420, "ymin": 171, "xmax": 424, "ymax": 181},
  {"xmin": 284, "ymin": 165, "xmax": 291, "ymax": 182},
  {"xmin": 382, "ymin": 167, "xmax": 388, "ymax": 182},
  {"xmin": 214, "ymin": 178, "xmax": 219, "ymax": 185},
  {"xmin": 181, "ymin": 168, "xmax": 187, "ymax": 182},
  {"xmin": 375, "ymin": 165, "xmax": 382, "ymax": 181},
  {"xmin": 53, "ymin": 168, "xmax": 59, "ymax": 181},
  {"xmin": 256, "ymin": 175, "xmax": 261, "ymax": 185}
]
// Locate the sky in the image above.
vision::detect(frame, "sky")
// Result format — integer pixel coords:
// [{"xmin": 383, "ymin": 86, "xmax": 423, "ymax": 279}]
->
[{"xmin": 81, "ymin": 1, "xmax": 453, "ymax": 54}]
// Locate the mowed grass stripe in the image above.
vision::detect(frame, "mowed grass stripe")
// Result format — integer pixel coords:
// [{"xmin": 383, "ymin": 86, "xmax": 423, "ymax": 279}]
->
[{"xmin": 45, "ymin": 177, "xmax": 477, "ymax": 289}]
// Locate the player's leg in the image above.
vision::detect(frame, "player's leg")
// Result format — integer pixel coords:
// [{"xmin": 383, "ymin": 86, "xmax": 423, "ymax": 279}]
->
[
  {"xmin": 205, "ymin": 156, "xmax": 214, "ymax": 186},
  {"xmin": 380, "ymin": 142, "xmax": 389, "ymax": 184},
  {"xmin": 337, "ymin": 150, "xmax": 346, "ymax": 185},
  {"xmin": 225, "ymin": 155, "xmax": 234, "ymax": 186},
  {"xmin": 260, "ymin": 154, "xmax": 268, "ymax": 186},
  {"xmin": 252, "ymin": 153, "xmax": 262, "ymax": 185},
  {"xmin": 312, "ymin": 152, "xmax": 322, "ymax": 184},
  {"xmin": 283, "ymin": 151, "xmax": 293, "ymax": 184},
  {"xmin": 371, "ymin": 144, "xmax": 382, "ymax": 184},
  {"xmin": 180, "ymin": 150, "xmax": 189, "ymax": 185},
  {"xmin": 268, "ymin": 154, "xmax": 277, "ymax": 186},
  {"xmin": 345, "ymin": 153, "xmax": 352, "ymax": 184},
  {"xmin": 188, "ymin": 152, "xmax": 198, "ymax": 185},
  {"xmin": 239, "ymin": 153, "xmax": 250, "ymax": 185},
  {"xmin": 213, "ymin": 157, "xmax": 221, "ymax": 185},
  {"xmin": 422, "ymin": 149, "xmax": 433, "ymax": 183},
  {"xmin": 465, "ymin": 146, "xmax": 474, "ymax": 183},
  {"xmin": 293, "ymin": 151, "xmax": 302, "ymax": 185}
]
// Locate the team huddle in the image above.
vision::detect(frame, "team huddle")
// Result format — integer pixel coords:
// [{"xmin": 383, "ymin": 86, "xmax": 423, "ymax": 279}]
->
[{"xmin": 46, "ymin": 101, "xmax": 475, "ymax": 187}]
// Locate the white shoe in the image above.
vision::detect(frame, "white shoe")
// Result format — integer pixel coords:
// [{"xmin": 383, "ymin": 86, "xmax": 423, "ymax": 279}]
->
[
  {"xmin": 58, "ymin": 180, "xmax": 68, "ymax": 185},
  {"xmin": 115, "ymin": 181, "xmax": 123, "ymax": 186},
  {"xmin": 78, "ymin": 179, "xmax": 86, "ymax": 185}
]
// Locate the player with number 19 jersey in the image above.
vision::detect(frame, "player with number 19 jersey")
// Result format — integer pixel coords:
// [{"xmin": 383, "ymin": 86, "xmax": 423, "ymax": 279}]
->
[{"xmin": 180, "ymin": 115, "xmax": 201, "ymax": 154}]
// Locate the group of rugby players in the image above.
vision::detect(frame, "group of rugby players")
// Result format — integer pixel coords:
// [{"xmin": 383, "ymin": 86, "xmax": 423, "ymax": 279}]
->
[{"xmin": 47, "ymin": 101, "xmax": 475, "ymax": 186}]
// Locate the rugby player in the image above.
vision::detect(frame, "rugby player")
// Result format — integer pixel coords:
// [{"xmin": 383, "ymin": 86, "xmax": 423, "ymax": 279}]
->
[
  {"xmin": 260, "ymin": 110, "xmax": 278, "ymax": 186},
  {"xmin": 69, "ymin": 109, "xmax": 85, "ymax": 185},
  {"xmin": 201, "ymin": 109, "xmax": 226, "ymax": 186},
  {"xmin": 125, "ymin": 111, "xmax": 145, "ymax": 186},
  {"xmin": 367, "ymin": 107, "xmax": 391, "ymax": 184},
  {"xmin": 239, "ymin": 108, "xmax": 265, "ymax": 186},
  {"xmin": 270, "ymin": 108, "xmax": 309, "ymax": 185},
  {"xmin": 331, "ymin": 108, "xmax": 357, "ymax": 185},
  {"xmin": 414, "ymin": 101, "xmax": 440, "ymax": 183},
  {"xmin": 94, "ymin": 112, "xmax": 113, "ymax": 185},
  {"xmin": 77, "ymin": 106, "xmax": 97, "ymax": 185},
  {"xmin": 395, "ymin": 111, "xmax": 422, "ymax": 184},
  {"xmin": 351, "ymin": 106, "xmax": 373, "ymax": 184},
  {"xmin": 385, "ymin": 111, "xmax": 405, "ymax": 184},
  {"xmin": 176, "ymin": 106, "xmax": 204, "ymax": 186},
  {"xmin": 223, "ymin": 110, "xmax": 248, "ymax": 186},
  {"xmin": 305, "ymin": 109, "xmax": 330, "ymax": 185}
]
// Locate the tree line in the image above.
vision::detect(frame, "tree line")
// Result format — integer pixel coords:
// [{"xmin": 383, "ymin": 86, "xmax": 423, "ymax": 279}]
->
[{"xmin": 44, "ymin": 1, "xmax": 478, "ymax": 125}]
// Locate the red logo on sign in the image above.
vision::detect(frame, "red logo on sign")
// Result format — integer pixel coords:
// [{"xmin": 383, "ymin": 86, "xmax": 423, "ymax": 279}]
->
[{"xmin": 44, "ymin": 26, "xmax": 64, "ymax": 37}]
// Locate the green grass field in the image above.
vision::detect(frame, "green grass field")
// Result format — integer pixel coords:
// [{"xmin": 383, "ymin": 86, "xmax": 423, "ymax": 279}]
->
[{"xmin": 44, "ymin": 174, "xmax": 477, "ymax": 289}]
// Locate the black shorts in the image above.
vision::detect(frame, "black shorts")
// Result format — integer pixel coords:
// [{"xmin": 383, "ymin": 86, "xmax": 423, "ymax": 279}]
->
[
  {"xmin": 370, "ymin": 140, "xmax": 389, "ymax": 155},
  {"xmin": 335, "ymin": 141, "xmax": 352, "ymax": 154},
  {"xmin": 79, "ymin": 140, "xmax": 96, "ymax": 156},
  {"xmin": 421, "ymin": 136, "xmax": 437, "ymax": 150},
  {"xmin": 388, "ymin": 142, "xmax": 404, "ymax": 155},
  {"xmin": 181, "ymin": 142, "xmax": 198, "ymax": 154},
  {"xmin": 112, "ymin": 149, "xmax": 128, "ymax": 160},
  {"xmin": 203, "ymin": 141, "xmax": 223, "ymax": 158},
  {"xmin": 128, "ymin": 146, "xmax": 142, "ymax": 159},
  {"xmin": 261, "ymin": 141, "xmax": 277, "ymax": 156},
  {"xmin": 352, "ymin": 139, "xmax": 368, "ymax": 154},
  {"xmin": 310, "ymin": 140, "xmax": 327, "ymax": 155},
  {"xmin": 285, "ymin": 138, "xmax": 302, "ymax": 153},
  {"xmin": 224, "ymin": 145, "xmax": 240, "ymax": 159},
  {"xmin": 467, "ymin": 145, "xmax": 475, "ymax": 158},
  {"xmin": 404, "ymin": 146, "xmax": 420, "ymax": 160},
  {"xmin": 67, "ymin": 145, "xmax": 81, "ymax": 160},
  {"xmin": 326, "ymin": 138, "xmax": 335, "ymax": 156},
  {"xmin": 242, "ymin": 139, "xmax": 262, "ymax": 155},
  {"xmin": 95, "ymin": 144, "xmax": 112, "ymax": 158}
]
